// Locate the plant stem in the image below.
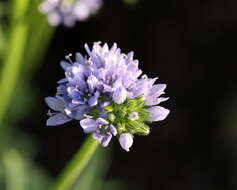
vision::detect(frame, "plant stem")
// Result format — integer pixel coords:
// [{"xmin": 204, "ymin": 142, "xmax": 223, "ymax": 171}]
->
[
  {"xmin": 0, "ymin": 0, "xmax": 29, "ymax": 127},
  {"xmin": 52, "ymin": 135, "xmax": 99, "ymax": 190}
]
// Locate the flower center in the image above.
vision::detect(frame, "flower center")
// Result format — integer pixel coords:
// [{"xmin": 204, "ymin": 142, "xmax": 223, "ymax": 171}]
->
[{"xmin": 104, "ymin": 95, "xmax": 151, "ymax": 136}]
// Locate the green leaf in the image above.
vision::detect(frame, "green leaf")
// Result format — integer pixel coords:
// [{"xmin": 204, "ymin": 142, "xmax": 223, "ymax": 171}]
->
[
  {"xmin": 2, "ymin": 148, "xmax": 52, "ymax": 190},
  {"xmin": 22, "ymin": 0, "xmax": 54, "ymax": 79},
  {"xmin": 0, "ymin": 2, "xmax": 10, "ymax": 18},
  {"xmin": 0, "ymin": 25, "xmax": 5, "ymax": 59},
  {"xmin": 3, "ymin": 149, "xmax": 26, "ymax": 190},
  {"xmin": 0, "ymin": 0, "xmax": 30, "ymax": 127}
]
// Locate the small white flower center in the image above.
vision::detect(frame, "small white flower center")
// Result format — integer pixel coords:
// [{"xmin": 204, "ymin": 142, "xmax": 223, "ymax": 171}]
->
[{"xmin": 128, "ymin": 112, "xmax": 139, "ymax": 121}]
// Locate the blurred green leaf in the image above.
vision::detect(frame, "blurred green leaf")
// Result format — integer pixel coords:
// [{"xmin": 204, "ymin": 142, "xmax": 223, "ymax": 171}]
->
[
  {"xmin": 0, "ymin": 2, "xmax": 9, "ymax": 18},
  {"xmin": 2, "ymin": 148, "xmax": 52, "ymax": 190},
  {"xmin": 103, "ymin": 179, "xmax": 127, "ymax": 190},
  {"xmin": 0, "ymin": 24, "xmax": 6, "ymax": 59},
  {"xmin": 7, "ymin": 84, "xmax": 35, "ymax": 121},
  {"xmin": 11, "ymin": 0, "xmax": 29, "ymax": 21},
  {"xmin": 3, "ymin": 149, "xmax": 26, "ymax": 190},
  {"xmin": 27, "ymin": 165, "xmax": 52, "ymax": 190},
  {"xmin": 23, "ymin": 0, "xmax": 54, "ymax": 78},
  {"xmin": 0, "ymin": 0, "xmax": 30, "ymax": 127}
]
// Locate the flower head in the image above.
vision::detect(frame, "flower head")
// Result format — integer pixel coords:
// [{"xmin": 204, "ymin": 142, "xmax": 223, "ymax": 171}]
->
[
  {"xmin": 45, "ymin": 42, "xmax": 170, "ymax": 151},
  {"xmin": 39, "ymin": 0, "xmax": 103, "ymax": 27}
]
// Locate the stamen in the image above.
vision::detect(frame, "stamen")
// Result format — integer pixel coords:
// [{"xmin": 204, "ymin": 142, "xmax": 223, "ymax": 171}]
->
[
  {"xmin": 141, "ymin": 74, "xmax": 148, "ymax": 79},
  {"xmin": 65, "ymin": 53, "xmax": 73, "ymax": 64},
  {"xmin": 83, "ymin": 114, "xmax": 92, "ymax": 119},
  {"xmin": 86, "ymin": 59, "xmax": 93, "ymax": 65},
  {"xmin": 64, "ymin": 108, "xmax": 72, "ymax": 116},
  {"xmin": 47, "ymin": 110, "xmax": 54, "ymax": 116}
]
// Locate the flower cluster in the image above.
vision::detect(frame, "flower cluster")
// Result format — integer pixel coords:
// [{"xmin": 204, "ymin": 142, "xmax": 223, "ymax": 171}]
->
[
  {"xmin": 45, "ymin": 42, "xmax": 170, "ymax": 151},
  {"xmin": 39, "ymin": 0, "xmax": 103, "ymax": 27}
]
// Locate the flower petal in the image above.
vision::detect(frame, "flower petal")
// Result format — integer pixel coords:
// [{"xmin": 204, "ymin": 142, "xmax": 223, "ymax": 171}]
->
[
  {"xmin": 60, "ymin": 61, "xmax": 71, "ymax": 70},
  {"xmin": 74, "ymin": 105, "xmax": 88, "ymax": 120},
  {"xmin": 157, "ymin": 97, "xmax": 169, "ymax": 104},
  {"xmin": 87, "ymin": 74, "xmax": 98, "ymax": 93},
  {"xmin": 92, "ymin": 132, "xmax": 105, "ymax": 143},
  {"xmin": 148, "ymin": 106, "xmax": 170, "ymax": 122},
  {"xmin": 75, "ymin": 52, "xmax": 85, "ymax": 63},
  {"xmin": 88, "ymin": 95, "xmax": 99, "ymax": 107},
  {"xmin": 149, "ymin": 84, "xmax": 166, "ymax": 97},
  {"xmin": 96, "ymin": 118, "xmax": 109, "ymax": 125},
  {"xmin": 46, "ymin": 113, "xmax": 71, "ymax": 126},
  {"xmin": 45, "ymin": 97, "xmax": 64, "ymax": 111},
  {"xmin": 100, "ymin": 101, "xmax": 110, "ymax": 108},
  {"xmin": 101, "ymin": 133, "xmax": 112, "ymax": 147},
  {"xmin": 80, "ymin": 118, "xmax": 98, "ymax": 133},
  {"xmin": 109, "ymin": 125, "xmax": 117, "ymax": 136},
  {"xmin": 112, "ymin": 87, "xmax": 127, "ymax": 104},
  {"xmin": 119, "ymin": 133, "xmax": 133, "ymax": 152}
]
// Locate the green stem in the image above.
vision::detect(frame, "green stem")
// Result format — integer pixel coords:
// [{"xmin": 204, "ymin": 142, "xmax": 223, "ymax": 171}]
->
[
  {"xmin": 0, "ymin": 0, "xmax": 29, "ymax": 127},
  {"xmin": 52, "ymin": 135, "xmax": 99, "ymax": 190}
]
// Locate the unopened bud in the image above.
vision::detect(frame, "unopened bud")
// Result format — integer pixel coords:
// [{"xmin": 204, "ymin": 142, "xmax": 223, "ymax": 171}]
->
[{"xmin": 108, "ymin": 113, "xmax": 116, "ymax": 122}]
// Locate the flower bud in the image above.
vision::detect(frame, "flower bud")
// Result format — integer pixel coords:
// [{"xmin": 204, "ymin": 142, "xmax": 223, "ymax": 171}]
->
[
  {"xmin": 127, "ymin": 121, "xmax": 150, "ymax": 136},
  {"xmin": 108, "ymin": 113, "xmax": 116, "ymax": 122},
  {"xmin": 119, "ymin": 133, "xmax": 133, "ymax": 152}
]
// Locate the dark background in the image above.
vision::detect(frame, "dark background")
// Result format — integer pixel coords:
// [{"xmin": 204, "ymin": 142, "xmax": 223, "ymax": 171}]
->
[{"xmin": 22, "ymin": 0, "xmax": 237, "ymax": 189}]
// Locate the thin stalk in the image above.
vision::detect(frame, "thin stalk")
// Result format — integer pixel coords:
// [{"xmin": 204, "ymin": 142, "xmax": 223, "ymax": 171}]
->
[
  {"xmin": 23, "ymin": 0, "xmax": 55, "ymax": 78},
  {"xmin": 0, "ymin": 0, "xmax": 29, "ymax": 126},
  {"xmin": 52, "ymin": 135, "xmax": 99, "ymax": 190}
]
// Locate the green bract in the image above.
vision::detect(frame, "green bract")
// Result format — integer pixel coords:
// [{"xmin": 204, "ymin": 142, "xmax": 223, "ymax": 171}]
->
[{"xmin": 105, "ymin": 96, "xmax": 151, "ymax": 136}]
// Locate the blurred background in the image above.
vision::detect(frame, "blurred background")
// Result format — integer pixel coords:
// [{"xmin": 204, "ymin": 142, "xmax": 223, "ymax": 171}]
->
[{"xmin": 1, "ymin": 0, "xmax": 237, "ymax": 189}]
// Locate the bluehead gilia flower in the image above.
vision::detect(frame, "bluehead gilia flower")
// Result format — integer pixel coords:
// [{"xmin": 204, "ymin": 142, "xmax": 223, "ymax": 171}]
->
[
  {"xmin": 39, "ymin": 0, "xmax": 103, "ymax": 27},
  {"xmin": 45, "ymin": 42, "xmax": 170, "ymax": 151}
]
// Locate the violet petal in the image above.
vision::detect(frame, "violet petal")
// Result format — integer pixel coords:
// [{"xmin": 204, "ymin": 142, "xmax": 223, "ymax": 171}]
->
[
  {"xmin": 112, "ymin": 86, "xmax": 127, "ymax": 104},
  {"xmin": 119, "ymin": 133, "xmax": 133, "ymax": 152},
  {"xmin": 148, "ymin": 106, "xmax": 170, "ymax": 122},
  {"xmin": 46, "ymin": 113, "xmax": 71, "ymax": 126}
]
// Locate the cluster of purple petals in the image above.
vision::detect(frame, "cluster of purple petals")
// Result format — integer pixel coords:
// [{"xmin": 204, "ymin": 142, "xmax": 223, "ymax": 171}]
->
[
  {"xmin": 45, "ymin": 42, "xmax": 169, "ymax": 151},
  {"xmin": 80, "ymin": 117, "xmax": 117, "ymax": 147},
  {"xmin": 39, "ymin": 0, "xmax": 103, "ymax": 27}
]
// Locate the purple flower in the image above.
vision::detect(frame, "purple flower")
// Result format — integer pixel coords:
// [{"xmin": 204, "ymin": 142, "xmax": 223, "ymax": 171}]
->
[
  {"xmin": 80, "ymin": 117, "xmax": 117, "ymax": 147},
  {"xmin": 45, "ymin": 42, "xmax": 170, "ymax": 151},
  {"xmin": 128, "ymin": 112, "xmax": 140, "ymax": 121},
  {"xmin": 112, "ymin": 86, "xmax": 127, "ymax": 104},
  {"xmin": 119, "ymin": 133, "xmax": 133, "ymax": 152},
  {"xmin": 45, "ymin": 97, "xmax": 72, "ymax": 126},
  {"xmin": 39, "ymin": 0, "xmax": 103, "ymax": 27},
  {"xmin": 148, "ymin": 106, "xmax": 170, "ymax": 122}
]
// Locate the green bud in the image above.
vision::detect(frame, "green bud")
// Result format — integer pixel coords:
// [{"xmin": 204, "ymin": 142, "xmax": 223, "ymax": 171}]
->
[
  {"xmin": 117, "ymin": 123, "xmax": 126, "ymax": 134},
  {"xmin": 126, "ymin": 99, "xmax": 137, "ymax": 109},
  {"xmin": 126, "ymin": 121, "xmax": 150, "ymax": 136},
  {"xmin": 137, "ymin": 94, "xmax": 146, "ymax": 102},
  {"xmin": 136, "ymin": 124, "xmax": 150, "ymax": 136},
  {"xmin": 104, "ymin": 106, "xmax": 113, "ymax": 112},
  {"xmin": 117, "ymin": 109, "xmax": 127, "ymax": 118},
  {"xmin": 108, "ymin": 113, "xmax": 116, "ymax": 122}
]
